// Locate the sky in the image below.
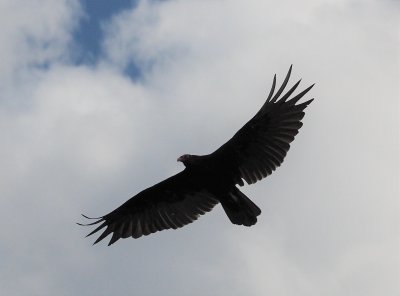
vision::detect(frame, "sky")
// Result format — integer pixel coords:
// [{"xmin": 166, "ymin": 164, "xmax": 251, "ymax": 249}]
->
[{"xmin": 0, "ymin": 0, "xmax": 399, "ymax": 295}]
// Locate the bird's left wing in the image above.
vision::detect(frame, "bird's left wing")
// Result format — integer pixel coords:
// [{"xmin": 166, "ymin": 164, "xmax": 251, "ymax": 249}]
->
[
  {"xmin": 210, "ymin": 66, "xmax": 314, "ymax": 186},
  {"xmin": 79, "ymin": 170, "xmax": 218, "ymax": 245}
]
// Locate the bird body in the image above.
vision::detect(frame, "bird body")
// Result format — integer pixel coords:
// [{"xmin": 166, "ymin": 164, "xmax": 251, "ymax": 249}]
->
[{"xmin": 79, "ymin": 66, "xmax": 314, "ymax": 245}]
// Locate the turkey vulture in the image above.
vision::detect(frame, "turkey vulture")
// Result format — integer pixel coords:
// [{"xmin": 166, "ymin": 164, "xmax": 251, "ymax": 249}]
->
[{"xmin": 79, "ymin": 65, "xmax": 314, "ymax": 245}]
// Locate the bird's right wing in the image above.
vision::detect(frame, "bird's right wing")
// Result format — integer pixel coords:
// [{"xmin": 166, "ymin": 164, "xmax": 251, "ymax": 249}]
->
[
  {"xmin": 79, "ymin": 170, "xmax": 219, "ymax": 245},
  {"xmin": 210, "ymin": 66, "xmax": 314, "ymax": 185}
]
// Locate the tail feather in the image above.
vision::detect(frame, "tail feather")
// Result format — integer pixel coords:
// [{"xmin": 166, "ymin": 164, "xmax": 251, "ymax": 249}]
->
[{"xmin": 220, "ymin": 188, "xmax": 261, "ymax": 226}]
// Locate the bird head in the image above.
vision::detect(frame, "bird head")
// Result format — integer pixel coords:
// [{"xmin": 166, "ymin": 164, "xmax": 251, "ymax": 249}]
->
[
  {"xmin": 177, "ymin": 154, "xmax": 192, "ymax": 166},
  {"xmin": 177, "ymin": 154, "xmax": 194, "ymax": 166}
]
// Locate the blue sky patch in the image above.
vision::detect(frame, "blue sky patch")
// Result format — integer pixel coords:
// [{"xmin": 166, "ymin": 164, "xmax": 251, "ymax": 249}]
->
[{"xmin": 73, "ymin": 0, "xmax": 141, "ymax": 79}]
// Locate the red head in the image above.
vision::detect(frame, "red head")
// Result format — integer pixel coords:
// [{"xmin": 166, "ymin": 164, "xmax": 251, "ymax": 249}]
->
[
  {"xmin": 177, "ymin": 154, "xmax": 191, "ymax": 164},
  {"xmin": 177, "ymin": 154, "xmax": 201, "ymax": 167}
]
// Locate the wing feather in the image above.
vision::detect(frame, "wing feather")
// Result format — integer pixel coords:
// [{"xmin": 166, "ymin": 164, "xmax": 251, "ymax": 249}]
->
[
  {"xmin": 80, "ymin": 170, "xmax": 219, "ymax": 245},
  {"xmin": 211, "ymin": 66, "xmax": 314, "ymax": 185}
]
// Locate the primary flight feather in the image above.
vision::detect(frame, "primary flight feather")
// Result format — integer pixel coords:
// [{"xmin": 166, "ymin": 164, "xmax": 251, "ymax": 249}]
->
[{"xmin": 79, "ymin": 66, "xmax": 314, "ymax": 245}]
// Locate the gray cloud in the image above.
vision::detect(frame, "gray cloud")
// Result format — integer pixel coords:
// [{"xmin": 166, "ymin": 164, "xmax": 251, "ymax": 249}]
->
[{"xmin": 0, "ymin": 0, "xmax": 398, "ymax": 295}]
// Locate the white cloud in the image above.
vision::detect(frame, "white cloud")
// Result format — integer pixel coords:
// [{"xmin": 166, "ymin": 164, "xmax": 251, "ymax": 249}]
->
[
  {"xmin": 0, "ymin": 0, "xmax": 81, "ymax": 95},
  {"xmin": 0, "ymin": 0, "xmax": 398, "ymax": 295}
]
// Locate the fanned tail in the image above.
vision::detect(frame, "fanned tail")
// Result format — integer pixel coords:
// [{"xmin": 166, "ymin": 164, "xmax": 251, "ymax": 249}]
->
[{"xmin": 220, "ymin": 188, "xmax": 261, "ymax": 226}]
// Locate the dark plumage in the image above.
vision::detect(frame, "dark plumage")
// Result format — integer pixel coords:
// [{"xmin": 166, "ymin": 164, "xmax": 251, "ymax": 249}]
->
[{"xmin": 79, "ymin": 66, "xmax": 314, "ymax": 245}]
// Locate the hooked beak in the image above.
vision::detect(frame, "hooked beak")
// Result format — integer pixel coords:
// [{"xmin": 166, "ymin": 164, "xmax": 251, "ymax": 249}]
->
[{"xmin": 177, "ymin": 156, "xmax": 183, "ymax": 162}]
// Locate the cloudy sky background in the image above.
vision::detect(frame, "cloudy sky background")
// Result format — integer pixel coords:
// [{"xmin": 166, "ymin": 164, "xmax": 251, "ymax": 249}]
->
[{"xmin": 0, "ymin": 0, "xmax": 398, "ymax": 295}]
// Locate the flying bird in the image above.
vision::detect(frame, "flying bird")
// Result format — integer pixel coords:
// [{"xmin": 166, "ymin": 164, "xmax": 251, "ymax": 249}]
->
[{"xmin": 79, "ymin": 66, "xmax": 314, "ymax": 245}]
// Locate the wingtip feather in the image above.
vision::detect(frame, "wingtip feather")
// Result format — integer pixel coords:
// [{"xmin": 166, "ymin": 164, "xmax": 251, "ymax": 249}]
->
[
  {"xmin": 270, "ymin": 66, "xmax": 292, "ymax": 103},
  {"xmin": 287, "ymin": 83, "xmax": 315, "ymax": 105},
  {"xmin": 266, "ymin": 74, "xmax": 277, "ymax": 103},
  {"xmin": 81, "ymin": 214, "xmax": 102, "ymax": 219}
]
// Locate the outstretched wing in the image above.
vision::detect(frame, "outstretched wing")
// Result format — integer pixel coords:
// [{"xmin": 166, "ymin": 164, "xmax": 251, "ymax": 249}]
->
[
  {"xmin": 210, "ymin": 65, "xmax": 314, "ymax": 186},
  {"xmin": 79, "ymin": 170, "xmax": 218, "ymax": 245}
]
